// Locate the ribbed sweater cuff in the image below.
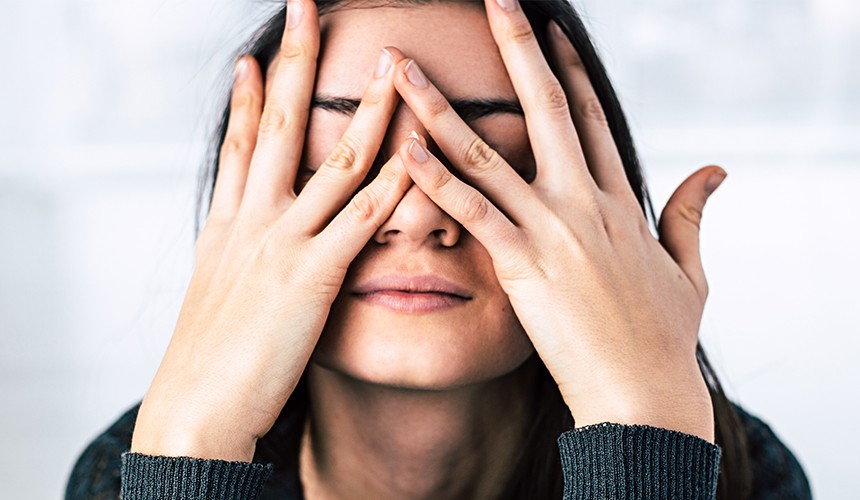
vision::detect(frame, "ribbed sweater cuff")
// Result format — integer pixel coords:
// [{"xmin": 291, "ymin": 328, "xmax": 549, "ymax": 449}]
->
[
  {"xmin": 120, "ymin": 452, "xmax": 273, "ymax": 500},
  {"xmin": 557, "ymin": 422, "xmax": 722, "ymax": 500}
]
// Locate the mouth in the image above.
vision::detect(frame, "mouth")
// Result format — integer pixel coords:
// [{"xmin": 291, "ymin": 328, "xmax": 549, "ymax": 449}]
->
[
  {"xmin": 353, "ymin": 274, "xmax": 472, "ymax": 298},
  {"xmin": 353, "ymin": 290, "xmax": 470, "ymax": 313},
  {"xmin": 352, "ymin": 275, "xmax": 473, "ymax": 313}
]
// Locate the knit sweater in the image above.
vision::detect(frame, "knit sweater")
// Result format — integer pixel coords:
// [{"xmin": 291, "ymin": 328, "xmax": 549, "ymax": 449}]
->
[{"xmin": 65, "ymin": 399, "xmax": 811, "ymax": 499}]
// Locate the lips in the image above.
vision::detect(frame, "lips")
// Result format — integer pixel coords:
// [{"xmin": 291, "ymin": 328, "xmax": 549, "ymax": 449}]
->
[{"xmin": 352, "ymin": 275, "xmax": 473, "ymax": 299}]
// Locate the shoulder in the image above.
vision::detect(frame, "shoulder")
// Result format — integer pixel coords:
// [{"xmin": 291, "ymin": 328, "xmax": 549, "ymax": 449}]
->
[
  {"xmin": 731, "ymin": 402, "xmax": 812, "ymax": 500},
  {"xmin": 65, "ymin": 402, "xmax": 141, "ymax": 500}
]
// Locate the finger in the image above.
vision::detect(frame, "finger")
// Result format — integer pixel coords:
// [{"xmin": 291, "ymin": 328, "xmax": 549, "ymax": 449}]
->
[
  {"xmin": 547, "ymin": 21, "xmax": 633, "ymax": 200},
  {"xmin": 399, "ymin": 137, "xmax": 525, "ymax": 258},
  {"xmin": 313, "ymin": 141, "xmax": 414, "ymax": 263},
  {"xmin": 209, "ymin": 56, "xmax": 264, "ymax": 220},
  {"xmin": 242, "ymin": 0, "xmax": 320, "ymax": 209},
  {"xmin": 287, "ymin": 48, "xmax": 402, "ymax": 235},
  {"xmin": 391, "ymin": 56, "xmax": 546, "ymax": 226},
  {"xmin": 483, "ymin": 0, "xmax": 596, "ymax": 196},
  {"xmin": 658, "ymin": 166, "xmax": 727, "ymax": 300}
]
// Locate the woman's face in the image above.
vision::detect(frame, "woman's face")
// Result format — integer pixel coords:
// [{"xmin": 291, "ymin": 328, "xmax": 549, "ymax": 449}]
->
[{"xmin": 271, "ymin": 1, "xmax": 537, "ymax": 389}]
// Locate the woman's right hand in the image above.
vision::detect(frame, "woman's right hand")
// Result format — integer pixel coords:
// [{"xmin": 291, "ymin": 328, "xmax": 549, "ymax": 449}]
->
[{"xmin": 130, "ymin": 0, "xmax": 411, "ymax": 462}]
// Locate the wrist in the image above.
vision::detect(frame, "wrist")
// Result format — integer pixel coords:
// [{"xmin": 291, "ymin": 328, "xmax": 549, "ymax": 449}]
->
[
  {"xmin": 130, "ymin": 422, "xmax": 258, "ymax": 462},
  {"xmin": 572, "ymin": 401, "xmax": 715, "ymax": 444},
  {"xmin": 131, "ymin": 397, "xmax": 259, "ymax": 462},
  {"xmin": 564, "ymin": 376, "xmax": 715, "ymax": 443}
]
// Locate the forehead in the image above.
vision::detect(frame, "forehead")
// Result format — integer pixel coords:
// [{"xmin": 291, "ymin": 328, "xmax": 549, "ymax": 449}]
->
[{"xmin": 316, "ymin": 2, "xmax": 516, "ymax": 100}]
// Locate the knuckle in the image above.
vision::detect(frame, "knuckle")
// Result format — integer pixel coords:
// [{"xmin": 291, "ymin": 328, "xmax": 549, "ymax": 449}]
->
[
  {"xmin": 425, "ymin": 92, "xmax": 451, "ymax": 118},
  {"xmin": 537, "ymin": 80, "xmax": 570, "ymax": 116},
  {"xmin": 220, "ymin": 136, "xmax": 252, "ymax": 160},
  {"xmin": 323, "ymin": 136, "xmax": 362, "ymax": 172},
  {"xmin": 600, "ymin": 200, "xmax": 634, "ymax": 235},
  {"xmin": 346, "ymin": 189, "xmax": 383, "ymax": 224},
  {"xmin": 507, "ymin": 18, "xmax": 536, "ymax": 46},
  {"xmin": 359, "ymin": 87, "xmax": 386, "ymax": 107},
  {"xmin": 461, "ymin": 137, "xmax": 499, "ymax": 175},
  {"xmin": 231, "ymin": 91, "xmax": 260, "ymax": 114},
  {"xmin": 458, "ymin": 191, "xmax": 491, "ymax": 223},
  {"xmin": 563, "ymin": 48, "xmax": 585, "ymax": 70},
  {"xmin": 428, "ymin": 166, "xmax": 455, "ymax": 192},
  {"xmin": 672, "ymin": 201, "xmax": 704, "ymax": 228},
  {"xmin": 207, "ymin": 210, "xmax": 236, "ymax": 233},
  {"xmin": 581, "ymin": 199, "xmax": 610, "ymax": 238},
  {"xmin": 278, "ymin": 42, "xmax": 312, "ymax": 64},
  {"xmin": 375, "ymin": 162, "xmax": 401, "ymax": 185},
  {"xmin": 577, "ymin": 97, "xmax": 608, "ymax": 127},
  {"xmin": 603, "ymin": 214, "xmax": 638, "ymax": 242},
  {"xmin": 577, "ymin": 194, "xmax": 604, "ymax": 222},
  {"xmin": 257, "ymin": 105, "xmax": 292, "ymax": 140}
]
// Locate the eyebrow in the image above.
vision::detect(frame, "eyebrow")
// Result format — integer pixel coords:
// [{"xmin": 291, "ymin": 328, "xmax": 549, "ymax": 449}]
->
[{"xmin": 312, "ymin": 95, "xmax": 524, "ymax": 121}]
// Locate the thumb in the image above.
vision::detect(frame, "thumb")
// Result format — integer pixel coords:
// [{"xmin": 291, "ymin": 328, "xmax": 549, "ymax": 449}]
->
[{"xmin": 658, "ymin": 165, "xmax": 727, "ymax": 299}]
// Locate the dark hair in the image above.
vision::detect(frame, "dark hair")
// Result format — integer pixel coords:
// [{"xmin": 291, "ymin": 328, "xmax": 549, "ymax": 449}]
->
[{"xmin": 195, "ymin": 1, "xmax": 752, "ymax": 498}]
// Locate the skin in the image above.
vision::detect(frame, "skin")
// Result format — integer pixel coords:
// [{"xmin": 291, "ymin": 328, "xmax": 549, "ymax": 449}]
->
[
  {"xmin": 130, "ymin": 0, "xmax": 725, "ymax": 497},
  {"xmin": 295, "ymin": 3, "xmax": 537, "ymax": 392},
  {"xmin": 274, "ymin": 6, "xmax": 540, "ymax": 496}
]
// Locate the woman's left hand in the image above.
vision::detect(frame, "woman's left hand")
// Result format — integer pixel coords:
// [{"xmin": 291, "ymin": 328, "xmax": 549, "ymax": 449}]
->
[{"xmin": 389, "ymin": 0, "xmax": 725, "ymax": 443}]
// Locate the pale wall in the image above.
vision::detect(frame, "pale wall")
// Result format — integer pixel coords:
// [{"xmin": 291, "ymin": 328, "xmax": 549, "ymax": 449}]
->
[{"xmin": 1, "ymin": 0, "xmax": 857, "ymax": 498}]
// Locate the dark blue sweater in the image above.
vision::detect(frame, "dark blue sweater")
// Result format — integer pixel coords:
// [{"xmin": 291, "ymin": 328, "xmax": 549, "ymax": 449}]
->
[{"xmin": 65, "ymin": 400, "xmax": 810, "ymax": 499}]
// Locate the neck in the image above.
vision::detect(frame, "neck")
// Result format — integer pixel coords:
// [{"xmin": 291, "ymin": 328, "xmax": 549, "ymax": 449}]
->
[{"xmin": 298, "ymin": 358, "xmax": 539, "ymax": 500}]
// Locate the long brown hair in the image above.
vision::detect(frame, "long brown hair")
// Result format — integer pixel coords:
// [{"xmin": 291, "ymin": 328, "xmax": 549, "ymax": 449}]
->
[{"xmin": 196, "ymin": 1, "xmax": 752, "ymax": 498}]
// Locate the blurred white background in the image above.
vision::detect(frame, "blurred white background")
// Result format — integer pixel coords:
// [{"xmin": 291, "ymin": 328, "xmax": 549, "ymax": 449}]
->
[{"xmin": 1, "ymin": 0, "xmax": 857, "ymax": 498}]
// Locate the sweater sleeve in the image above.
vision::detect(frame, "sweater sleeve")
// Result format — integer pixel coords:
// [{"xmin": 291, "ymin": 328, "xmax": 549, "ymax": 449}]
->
[
  {"xmin": 120, "ymin": 452, "xmax": 273, "ymax": 500},
  {"xmin": 556, "ymin": 422, "xmax": 721, "ymax": 500},
  {"xmin": 64, "ymin": 401, "xmax": 274, "ymax": 500}
]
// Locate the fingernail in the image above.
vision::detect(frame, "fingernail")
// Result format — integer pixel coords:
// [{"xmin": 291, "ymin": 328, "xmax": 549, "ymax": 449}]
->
[
  {"xmin": 495, "ymin": 0, "xmax": 517, "ymax": 12},
  {"xmin": 287, "ymin": 0, "xmax": 303, "ymax": 30},
  {"xmin": 408, "ymin": 130, "xmax": 421, "ymax": 141},
  {"xmin": 408, "ymin": 139, "xmax": 429, "ymax": 163},
  {"xmin": 404, "ymin": 60, "xmax": 428, "ymax": 89},
  {"xmin": 235, "ymin": 57, "xmax": 249, "ymax": 82},
  {"xmin": 374, "ymin": 48, "xmax": 393, "ymax": 78},
  {"xmin": 704, "ymin": 170, "xmax": 727, "ymax": 196}
]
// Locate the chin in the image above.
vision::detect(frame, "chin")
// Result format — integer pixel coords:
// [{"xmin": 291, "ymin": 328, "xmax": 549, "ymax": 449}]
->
[{"xmin": 310, "ymin": 304, "xmax": 535, "ymax": 391}]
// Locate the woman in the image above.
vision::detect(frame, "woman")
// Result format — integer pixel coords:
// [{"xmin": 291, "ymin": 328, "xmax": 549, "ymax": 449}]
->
[{"xmin": 66, "ymin": 0, "xmax": 811, "ymax": 498}]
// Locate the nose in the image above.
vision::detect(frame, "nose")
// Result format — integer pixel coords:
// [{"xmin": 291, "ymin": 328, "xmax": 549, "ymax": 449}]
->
[
  {"xmin": 373, "ymin": 103, "xmax": 461, "ymax": 248},
  {"xmin": 373, "ymin": 183, "xmax": 461, "ymax": 247}
]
